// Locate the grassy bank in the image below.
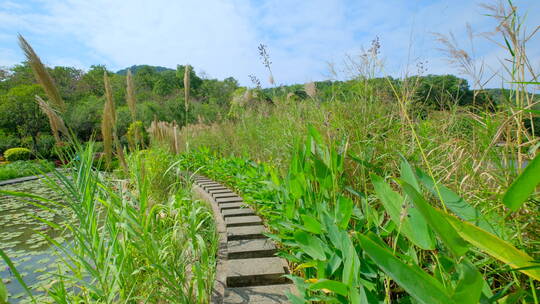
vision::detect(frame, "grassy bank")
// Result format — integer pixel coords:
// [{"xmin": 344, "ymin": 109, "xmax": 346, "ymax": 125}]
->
[
  {"xmin": 0, "ymin": 160, "xmax": 55, "ymax": 181},
  {"xmin": 0, "ymin": 146, "xmax": 218, "ymax": 303}
]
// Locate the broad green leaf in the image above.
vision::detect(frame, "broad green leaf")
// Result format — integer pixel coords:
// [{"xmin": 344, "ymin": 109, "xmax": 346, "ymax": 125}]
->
[
  {"xmin": 443, "ymin": 212, "xmax": 540, "ymax": 281},
  {"xmin": 336, "ymin": 195, "xmax": 353, "ymax": 229},
  {"xmin": 399, "ymin": 156, "xmax": 421, "ymax": 192},
  {"xmin": 400, "ymin": 182, "xmax": 469, "ymax": 256},
  {"xmin": 301, "ymin": 215, "xmax": 322, "ymax": 234},
  {"xmin": 294, "ymin": 231, "xmax": 327, "ymax": 261},
  {"xmin": 503, "ymin": 153, "xmax": 540, "ymax": 211},
  {"xmin": 0, "ymin": 278, "xmax": 7, "ymax": 304},
  {"xmin": 308, "ymin": 279, "xmax": 349, "ymax": 296},
  {"xmin": 0, "ymin": 248, "xmax": 35, "ymax": 303},
  {"xmin": 416, "ymin": 169, "xmax": 499, "ymax": 235},
  {"xmin": 358, "ymin": 233, "xmax": 454, "ymax": 304},
  {"xmin": 452, "ymin": 260, "xmax": 483, "ymax": 304},
  {"xmin": 371, "ymin": 174, "xmax": 435, "ymax": 250}
]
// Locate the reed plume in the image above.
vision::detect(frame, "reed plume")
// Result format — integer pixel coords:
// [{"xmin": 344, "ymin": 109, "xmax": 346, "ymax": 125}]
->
[
  {"xmin": 102, "ymin": 72, "xmax": 115, "ymax": 166},
  {"xmin": 35, "ymin": 95, "xmax": 68, "ymax": 144},
  {"xmin": 101, "ymin": 72, "xmax": 129, "ymax": 172},
  {"xmin": 18, "ymin": 35, "xmax": 66, "ymax": 112},
  {"xmin": 184, "ymin": 65, "xmax": 191, "ymax": 112},
  {"xmin": 147, "ymin": 120, "xmax": 180, "ymax": 153},
  {"xmin": 184, "ymin": 65, "xmax": 191, "ymax": 151},
  {"xmin": 126, "ymin": 69, "xmax": 137, "ymax": 121},
  {"xmin": 304, "ymin": 82, "xmax": 317, "ymax": 99}
]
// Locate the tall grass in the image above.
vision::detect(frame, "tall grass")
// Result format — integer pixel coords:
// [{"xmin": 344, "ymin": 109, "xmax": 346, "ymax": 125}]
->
[{"xmin": 1, "ymin": 144, "xmax": 217, "ymax": 303}]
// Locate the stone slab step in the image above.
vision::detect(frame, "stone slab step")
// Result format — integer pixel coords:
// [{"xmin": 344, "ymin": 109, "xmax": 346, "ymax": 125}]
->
[
  {"xmin": 226, "ymin": 216, "xmax": 263, "ymax": 227},
  {"xmin": 206, "ymin": 186, "xmax": 228, "ymax": 191},
  {"xmin": 227, "ymin": 257, "xmax": 289, "ymax": 287},
  {"xmin": 219, "ymin": 202, "xmax": 249, "ymax": 211},
  {"xmin": 198, "ymin": 181, "xmax": 220, "ymax": 186},
  {"xmin": 213, "ymin": 192, "xmax": 240, "ymax": 199},
  {"xmin": 224, "ymin": 284, "xmax": 293, "ymax": 304},
  {"xmin": 228, "ymin": 239, "xmax": 276, "ymax": 259},
  {"xmin": 222, "ymin": 208, "xmax": 255, "ymax": 217},
  {"xmin": 201, "ymin": 183, "xmax": 227, "ymax": 191},
  {"xmin": 209, "ymin": 189, "xmax": 234, "ymax": 195},
  {"xmin": 227, "ymin": 226, "xmax": 267, "ymax": 241},
  {"xmin": 216, "ymin": 197, "xmax": 244, "ymax": 203}
]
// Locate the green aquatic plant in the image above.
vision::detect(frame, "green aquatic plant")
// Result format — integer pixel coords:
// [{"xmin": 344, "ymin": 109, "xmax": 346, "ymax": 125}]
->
[{"xmin": 0, "ymin": 144, "xmax": 217, "ymax": 303}]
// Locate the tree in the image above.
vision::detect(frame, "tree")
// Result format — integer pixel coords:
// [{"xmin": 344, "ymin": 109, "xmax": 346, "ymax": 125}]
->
[
  {"xmin": 153, "ymin": 70, "xmax": 177, "ymax": 97},
  {"xmin": 135, "ymin": 65, "xmax": 158, "ymax": 90},
  {"xmin": 412, "ymin": 74, "xmax": 470, "ymax": 110},
  {"xmin": 176, "ymin": 65, "xmax": 202, "ymax": 92},
  {"xmin": 50, "ymin": 66, "xmax": 84, "ymax": 102},
  {"xmin": 0, "ymin": 84, "xmax": 48, "ymax": 149},
  {"xmin": 78, "ymin": 65, "xmax": 111, "ymax": 96}
]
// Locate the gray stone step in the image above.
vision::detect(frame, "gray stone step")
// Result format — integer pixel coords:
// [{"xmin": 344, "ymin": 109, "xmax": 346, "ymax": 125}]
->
[
  {"xmin": 228, "ymin": 239, "xmax": 277, "ymax": 259},
  {"xmin": 227, "ymin": 225, "xmax": 267, "ymax": 241},
  {"xmin": 216, "ymin": 197, "xmax": 244, "ymax": 203},
  {"xmin": 199, "ymin": 181, "xmax": 221, "ymax": 187},
  {"xmin": 224, "ymin": 284, "xmax": 293, "ymax": 304},
  {"xmin": 206, "ymin": 186, "xmax": 228, "ymax": 191},
  {"xmin": 222, "ymin": 208, "xmax": 255, "ymax": 217},
  {"xmin": 209, "ymin": 189, "xmax": 234, "ymax": 195},
  {"xmin": 213, "ymin": 192, "xmax": 240, "ymax": 199},
  {"xmin": 219, "ymin": 202, "xmax": 249, "ymax": 211},
  {"xmin": 226, "ymin": 216, "xmax": 263, "ymax": 227},
  {"xmin": 227, "ymin": 257, "xmax": 289, "ymax": 287}
]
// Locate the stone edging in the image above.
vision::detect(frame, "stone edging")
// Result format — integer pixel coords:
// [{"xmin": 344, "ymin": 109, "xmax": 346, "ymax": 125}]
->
[
  {"xmin": 191, "ymin": 175, "xmax": 294, "ymax": 304},
  {"xmin": 0, "ymin": 175, "xmax": 42, "ymax": 186}
]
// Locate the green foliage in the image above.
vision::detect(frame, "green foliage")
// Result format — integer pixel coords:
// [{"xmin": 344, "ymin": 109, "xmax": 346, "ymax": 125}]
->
[
  {"xmin": 126, "ymin": 120, "xmax": 146, "ymax": 150},
  {"xmin": 0, "ymin": 129, "xmax": 20, "ymax": 154},
  {"xmin": 178, "ymin": 126, "xmax": 538, "ymax": 303},
  {"xmin": 4, "ymin": 147, "xmax": 32, "ymax": 161},
  {"xmin": 0, "ymin": 144, "xmax": 217, "ymax": 303},
  {"xmin": 35, "ymin": 134, "xmax": 56, "ymax": 159},
  {"xmin": 0, "ymin": 159, "xmax": 54, "ymax": 181},
  {"xmin": 0, "ymin": 84, "xmax": 48, "ymax": 144}
]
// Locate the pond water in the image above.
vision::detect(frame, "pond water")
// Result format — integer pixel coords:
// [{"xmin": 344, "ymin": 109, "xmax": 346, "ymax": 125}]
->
[{"xmin": 0, "ymin": 179, "xmax": 72, "ymax": 303}]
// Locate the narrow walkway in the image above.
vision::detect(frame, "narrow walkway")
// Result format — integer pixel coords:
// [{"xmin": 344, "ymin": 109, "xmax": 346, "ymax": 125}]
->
[{"xmin": 192, "ymin": 175, "xmax": 294, "ymax": 304}]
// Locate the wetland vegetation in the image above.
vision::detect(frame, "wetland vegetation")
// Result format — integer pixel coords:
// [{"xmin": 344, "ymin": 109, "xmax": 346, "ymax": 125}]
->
[{"xmin": 0, "ymin": 1, "xmax": 539, "ymax": 303}]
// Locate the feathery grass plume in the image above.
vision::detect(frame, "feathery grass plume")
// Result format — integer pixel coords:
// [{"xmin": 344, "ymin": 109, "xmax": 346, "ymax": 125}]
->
[
  {"xmin": 35, "ymin": 95, "xmax": 68, "ymax": 144},
  {"xmin": 147, "ymin": 120, "xmax": 180, "ymax": 153},
  {"xmin": 184, "ymin": 65, "xmax": 191, "ymax": 112},
  {"xmin": 103, "ymin": 71, "xmax": 128, "ymax": 173},
  {"xmin": 126, "ymin": 69, "xmax": 137, "ymax": 121},
  {"xmin": 18, "ymin": 35, "xmax": 66, "ymax": 112},
  {"xmin": 304, "ymin": 82, "xmax": 317, "ymax": 99},
  {"xmin": 102, "ymin": 72, "xmax": 116, "ymax": 166},
  {"xmin": 101, "ymin": 100, "xmax": 113, "ymax": 166}
]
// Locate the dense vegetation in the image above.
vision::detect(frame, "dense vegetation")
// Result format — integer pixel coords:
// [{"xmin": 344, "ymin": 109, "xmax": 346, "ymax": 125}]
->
[{"xmin": 0, "ymin": 1, "xmax": 538, "ymax": 303}]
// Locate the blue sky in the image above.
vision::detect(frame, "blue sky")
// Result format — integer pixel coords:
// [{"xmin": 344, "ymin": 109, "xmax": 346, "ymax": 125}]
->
[{"xmin": 0, "ymin": 0, "xmax": 538, "ymax": 87}]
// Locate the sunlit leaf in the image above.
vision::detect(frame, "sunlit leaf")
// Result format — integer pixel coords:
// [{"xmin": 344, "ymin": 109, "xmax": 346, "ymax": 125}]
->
[
  {"xmin": 358, "ymin": 233, "xmax": 454, "ymax": 304},
  {"xmin": 400, "ymin": 181, "xmax": 468, "ymax": 256},
  {"xmin": 503, "ymin": 153, "xmax": 540, "ymax": 211},
  {"xmin": 294, "ymin": 231, "xmax": 326, "ymax": 261},
  {"xmin": 371, "ymin": 174, "xmax": 435, "ymax": 250},
  {"xmin": 443, "ymin": 212, "xmax": 540, "ymax": 281}
]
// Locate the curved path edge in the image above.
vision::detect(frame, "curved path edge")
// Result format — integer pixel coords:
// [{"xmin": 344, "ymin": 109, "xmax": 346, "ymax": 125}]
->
[{"xmin": 191, "ymin": 174, "xmax": 294, "ymax": 304}]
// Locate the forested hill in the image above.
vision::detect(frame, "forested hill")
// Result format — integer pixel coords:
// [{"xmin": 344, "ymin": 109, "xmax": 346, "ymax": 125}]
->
[{"xmin": 116, "ymin": 65, "xmax": 174, "ymax": 75}]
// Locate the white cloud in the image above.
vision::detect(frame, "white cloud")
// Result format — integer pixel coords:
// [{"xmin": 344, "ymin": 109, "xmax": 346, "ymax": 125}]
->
[{"xmin": 0, "ymin": 0, "xmax": 538, "ymax": 88}]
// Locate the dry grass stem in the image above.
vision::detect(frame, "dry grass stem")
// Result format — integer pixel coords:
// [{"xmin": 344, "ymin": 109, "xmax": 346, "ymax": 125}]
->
[
  {"xmin": 18, "ymin": 35, "xmax": 66, "ymax": 112},
  {"xmin": 35, "ymin": 95, "xmax": 68, "ymax": 144},
  {"xmin": 126, "ymin": 69, "xmax": 137, "ymax": 121}
]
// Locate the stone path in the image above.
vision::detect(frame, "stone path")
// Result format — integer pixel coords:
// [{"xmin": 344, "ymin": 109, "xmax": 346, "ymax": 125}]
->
[{"xmin": 192, "ymin": 175, "xmax": 294, "ymax": 304}]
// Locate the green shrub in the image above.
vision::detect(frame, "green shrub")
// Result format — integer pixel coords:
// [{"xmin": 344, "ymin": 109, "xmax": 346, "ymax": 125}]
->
[
  {"xmin": 0, "ymin": 160, "xmax": 54, "ymax": 181},
  {"xmin": 4, "ymin": 147, "xmax": 32, "ymax": 161},
  {"xmin": 0, "ymin": 130, "xmax": 20, "ymax": 154},
  {"xmin": 36, "ymin": 134, "xmax": 56, "ymax": 159}
]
